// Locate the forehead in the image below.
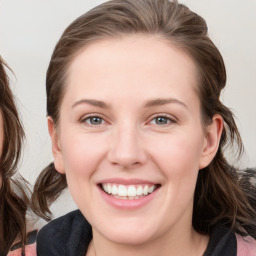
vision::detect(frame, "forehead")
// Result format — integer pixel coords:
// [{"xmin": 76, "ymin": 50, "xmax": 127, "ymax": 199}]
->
[
  {"xmin": 70, "ymin": 35, "xmax": 198, "ymax": 76},
  {"xmin": 64, "ymin": 35, "xmax": 200, "ymax": 106}
]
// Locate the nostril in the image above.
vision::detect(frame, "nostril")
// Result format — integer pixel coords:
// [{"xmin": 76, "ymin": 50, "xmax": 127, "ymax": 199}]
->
[
  {"xmin": 108, "ymin": 149, "xmax": 147, "ymax": 168},
  {"xmin": 107, "ymin": 132, "xmax": 147, "ymax": 167}
]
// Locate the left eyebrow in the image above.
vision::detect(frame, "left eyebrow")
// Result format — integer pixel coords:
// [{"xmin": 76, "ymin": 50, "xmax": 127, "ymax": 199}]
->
[
  {"xmin": 144, "ymin": 98, "xmax": 188, "ymax": 109},
  {"xmin": 72, "ymin": 99, "xmax": 110, "ymax": 109}
]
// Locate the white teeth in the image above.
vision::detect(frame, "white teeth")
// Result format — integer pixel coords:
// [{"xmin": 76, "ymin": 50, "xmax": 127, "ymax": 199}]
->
[
  {"xmin": 102, "ymin": 183, "xmax": 157, "ymax": 198},
  {"xmin": 107, "ymin": 184, "xmax": 112, "ymax": 194},
  {"xmin": 148, "ymin": 185, "xmax": 156, "ymax": 193},
  {"xmin": 137, "ymin": 186, "xmax": 143, "ymax": 196},
  {"xmin": 112, "ymin": 185, "xmax": 118, "ymax": 195},
  {"xmin": 143, "ymin": 185, "xmax": 149, "ymax": 195},
  {"xmin": 127, "ymin": 186, "xmax": 136, "ymax": 197},
  {"xmin": 118, "ymin": 185, "xmax": 127, "ymax": 196}
]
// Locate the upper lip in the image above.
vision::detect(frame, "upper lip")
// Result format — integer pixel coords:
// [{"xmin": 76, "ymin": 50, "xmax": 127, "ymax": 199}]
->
[{"xmin": 98, "ymin": 178, "xmax": 160, "ymax": 186}]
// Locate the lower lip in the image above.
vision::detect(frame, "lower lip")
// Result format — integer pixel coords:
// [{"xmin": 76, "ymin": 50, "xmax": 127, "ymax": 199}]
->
[{"xmin": 98, "ymin": 186, "xmax": 159, "ymax": 210}]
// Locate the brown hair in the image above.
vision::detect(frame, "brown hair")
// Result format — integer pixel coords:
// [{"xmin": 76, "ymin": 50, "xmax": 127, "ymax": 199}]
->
[
  {"xmin": 0, "ymin": 57, "xmax": 29, "ymax": 254},
  {"xmin": 32, "ymin": 0, "xmax": 256, "ymax": 237}
]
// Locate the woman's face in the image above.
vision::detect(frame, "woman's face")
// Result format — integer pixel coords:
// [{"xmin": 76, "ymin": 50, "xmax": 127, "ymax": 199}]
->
[{"xmin": 50, "ymin": 35, "xmax": 221, "ymax": 246}]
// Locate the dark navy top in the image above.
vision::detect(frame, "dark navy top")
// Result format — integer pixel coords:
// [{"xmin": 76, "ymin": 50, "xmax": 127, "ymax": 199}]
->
[{"xmin": 37, "ymin": 210, "xmax": 237, "ymax": 256}]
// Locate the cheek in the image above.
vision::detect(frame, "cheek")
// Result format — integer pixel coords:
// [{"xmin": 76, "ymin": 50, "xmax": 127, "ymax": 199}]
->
[
  {"xmin": 60, "ymin": 131, "xmax": 107, "ymax": 182},
  {"xmin": 156, "ymin": 133, "xmax": 204, "ymax": 208},
  {"xmin": 59, "ymin": 134, "xmax": 101, "ymax": 210},
  {"xmin": 147, "ymin": 130, "xmax": 204, "ymax": 204},
  {"xmin": 150, "ymin": 131, "xmax": 204, "ymax": 177}
]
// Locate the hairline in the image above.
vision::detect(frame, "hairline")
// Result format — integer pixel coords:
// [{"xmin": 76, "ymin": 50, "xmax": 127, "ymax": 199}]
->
[{"xmin": 52, "ymin": 32, "xmax": 206, "ymax": 128}]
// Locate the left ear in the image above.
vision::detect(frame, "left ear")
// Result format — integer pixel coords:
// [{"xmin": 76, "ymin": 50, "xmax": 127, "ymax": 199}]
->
[{"xmin": 199, "ymin": 114, "xmax": 223, "ymax": 169}]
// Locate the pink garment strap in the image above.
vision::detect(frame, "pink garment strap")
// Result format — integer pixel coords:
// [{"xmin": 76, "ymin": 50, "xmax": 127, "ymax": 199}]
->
[
  {"xmin": 236, "ymin": 234, "xmax": 256, "ymax": 256},
  {"xmin": 7, "ymin": 230, "xmax": 37, "ymax": 256},
  {"xmin": 7, "ymin": 242, "xmax": 36, "ymax": 256}
]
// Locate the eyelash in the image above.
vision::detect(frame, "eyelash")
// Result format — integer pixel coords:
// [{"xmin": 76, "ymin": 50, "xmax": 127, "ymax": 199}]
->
[
  {"xmin": 80, "ymin": 114, "xmax": 106, "ymax": 126},
  {"xmin": 80, "ymin": 113, "xmax": 177, "ymax": 127},
  {"xmin": 148, "ymin": 114, "xmax": 177, "ymax": 126}
]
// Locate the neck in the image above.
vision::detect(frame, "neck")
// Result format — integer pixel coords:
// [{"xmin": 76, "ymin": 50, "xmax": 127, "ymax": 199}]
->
[{"xmin": 87, "ymin": 226, "xmax": 209, "ymax": 256}]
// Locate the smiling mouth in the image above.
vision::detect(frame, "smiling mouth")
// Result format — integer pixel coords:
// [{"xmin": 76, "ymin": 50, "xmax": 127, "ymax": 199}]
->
[{"xmin": 100, "ymin": 183, "xmax": 160, "ymax": 200}]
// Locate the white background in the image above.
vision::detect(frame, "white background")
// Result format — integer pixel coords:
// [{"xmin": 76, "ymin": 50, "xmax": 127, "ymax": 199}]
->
[{"xmin": 0, "ymin": 0, "xmax": 255, "ymax": 218}]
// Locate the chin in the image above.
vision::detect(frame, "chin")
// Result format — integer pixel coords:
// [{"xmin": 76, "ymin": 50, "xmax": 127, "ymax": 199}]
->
[
  {"xmin": 105, "ymin": 230, "xmax": 154, "ymax": 245},
  {"xmin": 94, "ymin": 219, "xmax": 159, "ymax": 245}
]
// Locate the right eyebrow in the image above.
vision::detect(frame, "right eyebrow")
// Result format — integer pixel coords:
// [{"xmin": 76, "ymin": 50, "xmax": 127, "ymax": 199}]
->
[
  {"xmin": 72, "ymin": 99, "xmax": 110, "ymax": 109},
  {"xmin": 144, "ymin": 97, "xmax": 188, "ymax": 109}
]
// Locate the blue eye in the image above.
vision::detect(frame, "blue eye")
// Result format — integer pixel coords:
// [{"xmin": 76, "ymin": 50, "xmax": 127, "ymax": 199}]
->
[
  {"xmin": 151, "ymin": 116, "xmax": 172, "ymax": 125},
  {"xmin": 155, "ymin": 116, "xmax": 169, "ymax": 125},
  {"xmin": 85, "ymin": 116, "xmax": 104, "ymax": 125}
]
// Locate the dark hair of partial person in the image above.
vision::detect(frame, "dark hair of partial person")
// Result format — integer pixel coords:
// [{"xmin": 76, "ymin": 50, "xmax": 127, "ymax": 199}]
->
[
  {"xmin": 31, "ymin": 0, "xmax": 256, "ymax": 238},
  {"xmin": 0, "ymin": 57, "xmax": 29, "ymax": 254}
]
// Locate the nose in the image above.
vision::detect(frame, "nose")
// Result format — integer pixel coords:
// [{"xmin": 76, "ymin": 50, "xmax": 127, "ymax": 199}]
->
[{"xmin": 107, "ymin": 124, "xmax": 147, "ymax": 168}]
